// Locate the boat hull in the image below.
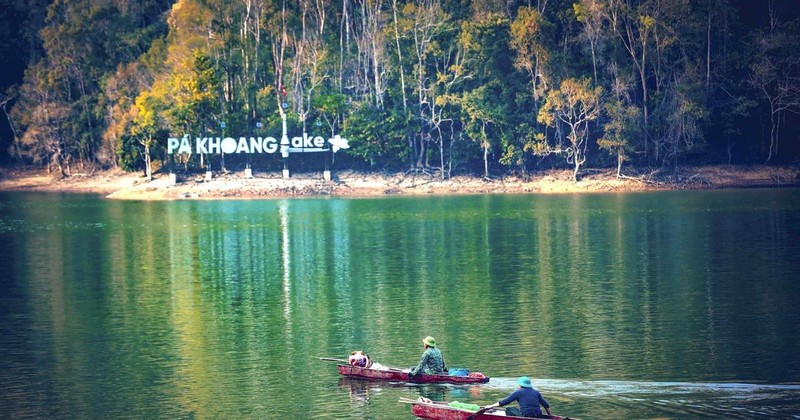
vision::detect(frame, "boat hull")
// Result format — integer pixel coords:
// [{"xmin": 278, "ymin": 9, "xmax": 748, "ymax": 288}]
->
[
  {"xmin": 337, "ymin": 365, "xmax": 490, "ymax": 384},
  {"xmin": 410, "ymin": 400, "xmax": 572, "ymax": 420}
]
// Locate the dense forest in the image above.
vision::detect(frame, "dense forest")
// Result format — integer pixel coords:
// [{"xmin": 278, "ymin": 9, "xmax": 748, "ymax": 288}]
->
[{"xmin": 0, "ymin": 0, "xmax": 798, "ymax": 180}]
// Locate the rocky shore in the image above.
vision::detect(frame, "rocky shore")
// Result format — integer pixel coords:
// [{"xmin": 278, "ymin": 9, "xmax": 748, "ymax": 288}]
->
[{"xmin": 1, "ymin": 165, "xmax": 798, "ymax": 200}]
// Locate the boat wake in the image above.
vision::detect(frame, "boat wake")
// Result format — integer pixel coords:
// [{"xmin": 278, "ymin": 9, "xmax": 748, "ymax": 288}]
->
[{"xmin": 483, "ymin": 378, "xmax": 800, "ymax": 418}]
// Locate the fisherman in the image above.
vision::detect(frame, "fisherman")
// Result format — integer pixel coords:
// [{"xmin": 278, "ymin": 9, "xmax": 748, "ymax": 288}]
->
[
  {"xmin": 482, "ymin": 376, "xmax": 552, "ymax": 418},
  {"xmin": 409, "ymin": 336, "xmax": 447, "ymax": 376}
]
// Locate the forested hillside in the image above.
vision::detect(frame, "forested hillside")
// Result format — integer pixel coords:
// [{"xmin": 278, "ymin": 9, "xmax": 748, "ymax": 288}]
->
[{"xmin": 1, "ymin": 0, "xmax": 799, "ymax": 179}]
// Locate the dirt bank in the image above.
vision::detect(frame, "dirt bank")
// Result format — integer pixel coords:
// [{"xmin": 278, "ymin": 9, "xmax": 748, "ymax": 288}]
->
[{"xmin": 1, "ymin": 165, "xmax": 798, "ymax": 200}]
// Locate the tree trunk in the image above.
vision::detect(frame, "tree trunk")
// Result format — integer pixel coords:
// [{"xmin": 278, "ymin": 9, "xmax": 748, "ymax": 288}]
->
[
  {"xmin": 765, "ymin": 105, "xmax": 776, "ymax": 163},
  {"xmin": 391, "ymin": 0, "xmax": 407, "ymax": 111},
  {"xmin": 439, "ymin": 132, "xmax": 445, "ymax": 180},
  {"xmin": 590, "ymin": 40, "xmax": 597, "ymax": 84},
  {"xmin": 706, "ymin": 2, "xmax": 711, "ymax": 90},
  {"xmin": 573, "ymin": 162, "xmax": 579, "ymax": 182},
  {"xmin": 483, "ymin": 144, "xmax": 489, "ymax": 178},
  {"xmin": 144, "ymin": 143, "xmax": 152, "ymax": 181},
  {"xmin": 52, "ymin": 152, "xmax": 64, "ymax": 178},
  {"xmin": 640, "ymin": 64, "xmax": 649, "ymax": 160},
  {"xmin": 415, "ymin": 133, "xmax": 426, "ymax": 169}
]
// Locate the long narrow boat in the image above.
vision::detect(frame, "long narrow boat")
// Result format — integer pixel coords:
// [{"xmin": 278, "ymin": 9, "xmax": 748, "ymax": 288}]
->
[
  {"xmin": 407, "ymin": 398, "xmax": 575, "ymax": 420},
  {"xmin": 337, "ymin": 364, "xmax": 490, "ymax": 384}
]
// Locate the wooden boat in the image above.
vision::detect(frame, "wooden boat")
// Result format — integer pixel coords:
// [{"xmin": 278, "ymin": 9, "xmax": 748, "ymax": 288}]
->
[
  {"xmin": 406, "ymin": 398, "xmax": 575, "ymax": 420},
  {"xmin": 337, "ymin": 364, "xmax": 490, "ymax": 384}
]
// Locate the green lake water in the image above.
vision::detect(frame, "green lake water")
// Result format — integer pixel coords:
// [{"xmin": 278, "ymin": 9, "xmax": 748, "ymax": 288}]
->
[{"xmin": 1, "ymin": 189, "xmax": 799, "ymax": 419}]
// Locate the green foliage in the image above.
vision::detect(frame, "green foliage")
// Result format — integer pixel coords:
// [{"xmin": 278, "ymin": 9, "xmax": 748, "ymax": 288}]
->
[
  {"xmin": 117, "ymin": 132, "xmax": 142, "ymax": 172},
  {"xmin": 169, "ymin": 49, "xmax": 222, "ymax": 134},
  {"xmin": 510, "ymin": 6, "xmax": 553, "ymax": 92},
  {"xmin": 598, "ymin": 98, "xmax": 640, "ymax": 172},
  {"xmin": 132, "ymin": 90, "xmax": 164, "ymax": 140},
  {"xmin": 344, "ymin": 104, "xmax": 409, "ymax": 169},
  {"xmin": 460, "ymin": 82, "xmax": 506, "ymax": 148},
  {"xmin": 459, "ymin": 13, "xmax": 514, "ymax": 86},
  {"xmin": 312, "ymin": 93, "xmax": 347, "ymax": 132},
  {"xmin": 537, "ymin": 77, "xmax": 602, "ymax": 180},
  {"xmin": 7, "ymin": 0, "xmax": 800, "ymax": 172}
]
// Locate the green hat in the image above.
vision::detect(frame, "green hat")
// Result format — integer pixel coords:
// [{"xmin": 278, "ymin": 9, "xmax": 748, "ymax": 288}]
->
[
  {"xmin": 517, "ymin": 376, "xmax": 533, "ymax": 388},
  {"xmin": 423, "ymin": 336, "xmax": 436, "ymax": 347}
]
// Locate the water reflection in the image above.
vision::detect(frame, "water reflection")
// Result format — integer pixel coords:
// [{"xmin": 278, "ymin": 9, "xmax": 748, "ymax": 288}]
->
[
  {"xmin": 1, "ymin": 190, "xmax": 799, "ymax": 418},
  {"xmin": 486, "ymin": 378, "xmax": 800, "ymax": 419},
  {"xmin": 338, "ymin": 376, "xmax": 484, "ymax": 406},
  {"xmin": 280, "ymin": 200, "xmax": 292, "ymax": 328}
]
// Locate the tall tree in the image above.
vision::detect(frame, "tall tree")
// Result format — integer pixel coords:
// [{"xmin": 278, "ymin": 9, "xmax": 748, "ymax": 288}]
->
[
  {"xmin": 537, "ymin": 77, "xmax": 602, "ymax": 181},
  {"xmin": 608, "ymin": 0, "xmax": 655, "ymax": 161},
  {"xmin": 14, "ymin": 62, "xmax": 72, "ymax": 175},
  {"xmin": 405, "ymin": 0, "xmax": 452, "ymax": 171},
  {"xmin": 573, "ymin": 0, "xmax": 606, "ymax": 84},
  {"xmin": 131, "ymin": 89, "xmax": 166, "ymax": 180},
  {"xmin": 509, "ymin": 6, "xmax": 552, "ymax": 106},
  {"xmin": 747, "ymin": 1, "xmax": 800, "ymax": 163},
  {"xmin": 458, "ymin": 12, "xmax": 516, "ymax": 177},
  {"xmin": 598, "ymin": 71, "xmax": 639, "ymax": 176},
  {"xmin": 103, "ymin": 61, "xmax": 152, "ymax": 169}
]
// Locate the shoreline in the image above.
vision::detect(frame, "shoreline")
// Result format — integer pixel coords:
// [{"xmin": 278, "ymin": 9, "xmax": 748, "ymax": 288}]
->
[{"xmin": 1, "ymin": 165, "xmax": 798, "ymax": 200}]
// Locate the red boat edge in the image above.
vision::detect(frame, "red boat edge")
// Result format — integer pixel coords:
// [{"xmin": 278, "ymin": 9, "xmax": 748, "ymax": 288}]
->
[
  {"xmin": 407, "ymin": 398, "xmax": 576, "ymax": 420},
  {"xmin": 337, "ymin": 364, "xmax": 490, "ymax": 384}
]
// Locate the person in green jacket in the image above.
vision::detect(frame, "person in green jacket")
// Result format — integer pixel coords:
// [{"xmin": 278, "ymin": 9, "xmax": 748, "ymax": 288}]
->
[{"xmin": 410, "ymin": 336, "xmax": 447, "ymax": 376}]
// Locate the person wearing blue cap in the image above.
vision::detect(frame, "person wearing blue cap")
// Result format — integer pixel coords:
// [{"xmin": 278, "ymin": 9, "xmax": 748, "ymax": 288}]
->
[
  {"xmin": 409, "ymin": 336, "xmax": 447, "ymax": 376},
  {"xmin": 482, "ymin": 376, "xmax": 552, "ymax": 418}
]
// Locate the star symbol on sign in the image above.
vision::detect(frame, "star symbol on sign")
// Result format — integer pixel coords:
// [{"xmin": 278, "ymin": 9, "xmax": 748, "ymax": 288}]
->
[{"xmin": 328, "ymin": 135, "xmax": 350, "ymax": 153}]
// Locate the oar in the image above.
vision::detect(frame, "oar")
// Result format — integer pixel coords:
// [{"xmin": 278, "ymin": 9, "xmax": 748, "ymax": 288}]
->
[
  {"xmin": 466, "ymin": 406, "xmax": 492, "ymax": 420},
  {"xmin": 319, "ymin": 357, "xmax": 408, "ymax": 372},
  {"xmin": 318, "ymin": 357, "xmax": 349, "ymax": 363}
]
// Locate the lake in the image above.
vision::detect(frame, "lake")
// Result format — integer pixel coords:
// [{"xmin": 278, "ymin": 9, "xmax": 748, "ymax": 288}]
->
[{"xmin": 1, "ymin": 189, "xmax": 799, "ymax": 418}]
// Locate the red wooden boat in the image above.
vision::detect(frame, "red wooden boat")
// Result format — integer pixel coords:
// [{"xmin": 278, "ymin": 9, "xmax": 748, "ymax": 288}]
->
[
  {"xmin": 337, "ymin": 364, "xmax": 490, "ymax": 384},
  {"xmin": 407, "ymin": 398, "xmax": 575, "ymax": 420}
]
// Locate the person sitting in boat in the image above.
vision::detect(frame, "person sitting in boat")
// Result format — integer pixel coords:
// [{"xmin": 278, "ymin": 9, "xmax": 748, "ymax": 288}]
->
[
  {"xmin": 482, "ymin": 376, "xmax": 552, "ymax": 418},
  {"xmin": 409, "ymin": 336, "xmax": 447, "ymax": 376},
  {"xmin": 348, "ymin": 350, "xmax": 372, "ymax": 368}
]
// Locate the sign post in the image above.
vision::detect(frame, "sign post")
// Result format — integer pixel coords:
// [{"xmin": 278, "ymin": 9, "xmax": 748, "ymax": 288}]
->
[
  {"xmin": 220, "ymin": 121, "xmax": 227, "ymax": 172},
  {"xmin": 280, "ymin": 104, "xmax": 290, "ymax": 178},
  {"xmin": 246, "ymin": 122, "xmax": 261, "ymax": 179},
  {"xmin": 205, "ymin": 142, "xmax": 213, "ymax": 181},
  {"xmin": 169, "ymin": 135, "xmax": 177, "ymax": 185},
  {"xmin": 319, "ymin": 121, "xmax": 331, "ymax": 181}
]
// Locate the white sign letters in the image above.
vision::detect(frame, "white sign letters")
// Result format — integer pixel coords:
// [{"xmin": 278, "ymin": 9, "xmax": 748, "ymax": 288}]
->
[{"xmin": 167, "ymin": 133, "xmax": 349, "ymax": 155}]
